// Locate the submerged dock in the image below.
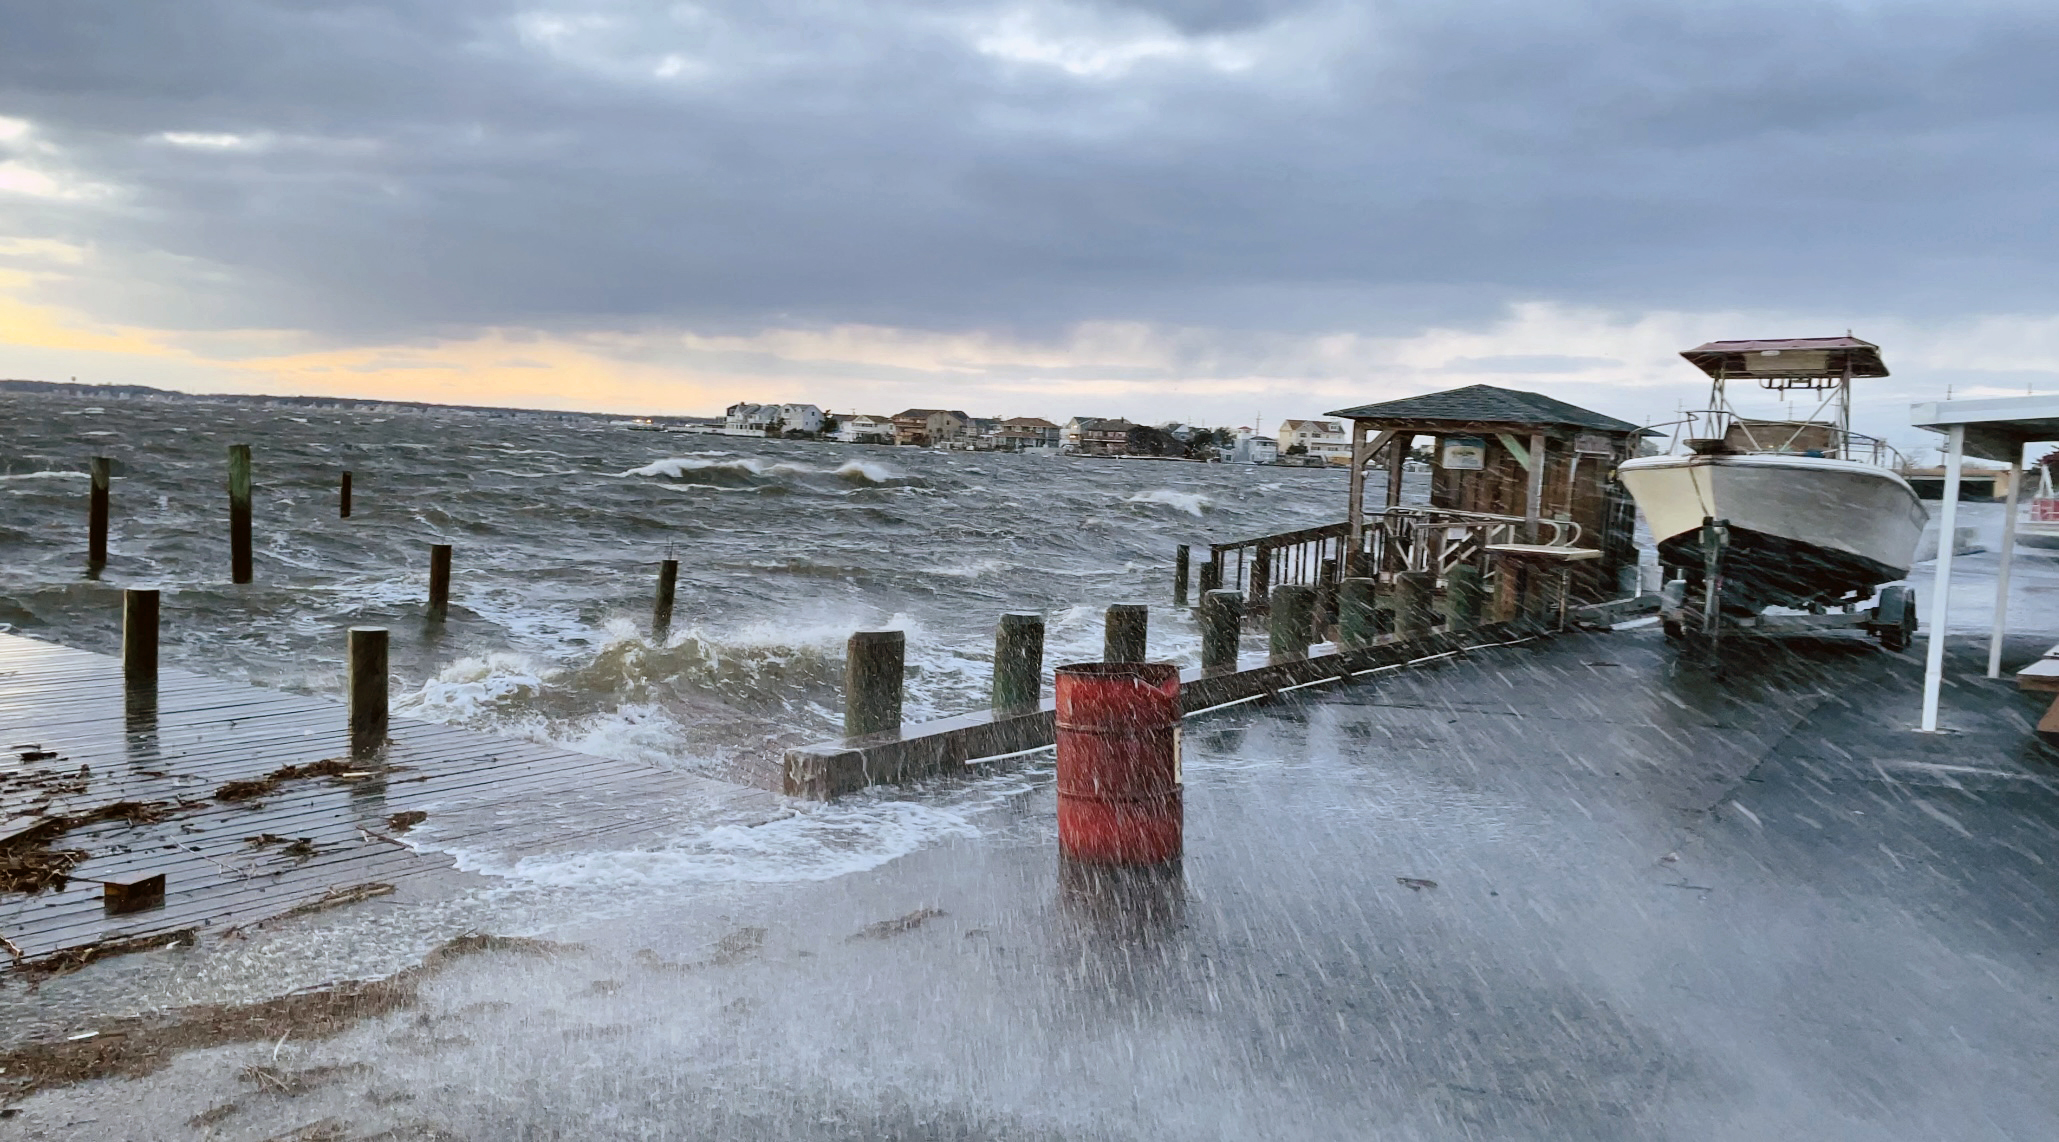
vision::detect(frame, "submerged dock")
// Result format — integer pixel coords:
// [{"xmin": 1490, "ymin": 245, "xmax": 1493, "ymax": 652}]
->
[{"xmin": 0, "ymin": 633, "xmax": 777, "ymax": 969}]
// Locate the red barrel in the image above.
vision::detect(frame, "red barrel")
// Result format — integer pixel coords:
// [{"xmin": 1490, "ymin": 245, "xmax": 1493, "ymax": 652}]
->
[{"xmin": 1055, "ymin": 662, "xmax": 1182, "ymax": 864}]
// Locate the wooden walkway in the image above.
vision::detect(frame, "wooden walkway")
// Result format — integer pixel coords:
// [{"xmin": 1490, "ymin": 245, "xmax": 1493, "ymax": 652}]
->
[{"xmin": 0, "ymin": 633, "xmax": 780, "ymax": 967}]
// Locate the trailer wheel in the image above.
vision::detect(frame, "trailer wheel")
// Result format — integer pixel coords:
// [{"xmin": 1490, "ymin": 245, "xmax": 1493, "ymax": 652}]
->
[{"xmin": 1875, "ymin": 585, "xmax": 1916, "ymax": 651}]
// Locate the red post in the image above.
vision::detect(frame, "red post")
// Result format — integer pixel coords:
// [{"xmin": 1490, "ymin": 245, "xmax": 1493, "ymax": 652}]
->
[{"xmin": 1055, "ymin": 662, "xmax": 1182, "ymax": 865}]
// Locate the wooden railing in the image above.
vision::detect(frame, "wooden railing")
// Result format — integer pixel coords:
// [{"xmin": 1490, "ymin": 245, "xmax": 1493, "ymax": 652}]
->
[{"xmin": 1205, "ymin": 509, "xmax": 1583, "ymax": 613}]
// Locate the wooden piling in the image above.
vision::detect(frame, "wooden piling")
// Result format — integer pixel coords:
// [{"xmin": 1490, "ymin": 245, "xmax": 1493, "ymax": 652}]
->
[
  {"xmin": 1173, "ymin": 545, "xmax": 1191, "ymax": 607},
  {"xmin": 1198, "ymin": 556, "xmax": 1222, "ymax": 598},
  {"xmin": 1337, "ymin": 577, "xmax": 1379, "ymax": 650},
  {"xmin": 1104, "ymin": 604, "xmax": 1149, "ymax": 663},
  {"xmin": 1314, "ymin": 557, "xmax": 1339, "ymax": 636},
  {"xmin": 1395, "ymin": 571, "xmax": 1436, "ymax": 638},
  {"xmin": 1199, "ymin": 590, "xmax": 1243, "ymax": 676},
  {"xmin": 1269, "ymin": 584, "xmax": 1315, "ymax": 663},
  {"xmin": 427, "ymin": 543, "xmax": 453, "ymax": 621},
  {"xmin": 1445, "ymin": 564, "xmax": 1484, "ymax": 630},
  {"xmin": 652, "ymin": 558, "xmax": 679, "ymax": 643},
  {"xmin": 347, "ymin": 627, "xmax": 389, "ymax": 750},
  {"xmin": 89, "ymin": 456, "xmax": 111, "ymax": 567},
  {"xmin": 122, "ymin": 588, "xmax": 159, "ymax": 683},
  {"xmin": 993, "ymin": 613, "xmax": 1045, "ymax": 712},
  {"xmin": 340, "ymin": 470, "xmax": 353, "ymax": 519},
  {"xmin": 845, "ymin": 631, "xmax": 905, "ymax": 738},
  {"xmin": 227, "ymin": 444, "xmax": 253, "ymax": 584}
]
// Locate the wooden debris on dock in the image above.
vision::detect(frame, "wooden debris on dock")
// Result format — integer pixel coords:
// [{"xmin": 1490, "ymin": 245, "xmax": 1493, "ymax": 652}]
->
[{"xmin": 213, "ymin": 758, "xmax": 383, "ymax": 802}]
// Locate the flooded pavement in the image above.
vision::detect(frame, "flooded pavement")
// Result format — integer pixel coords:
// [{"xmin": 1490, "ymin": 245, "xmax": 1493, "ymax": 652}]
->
[{"xmin": 10, "ymin": 627, "xmax": 2059, "ymax": 1140}]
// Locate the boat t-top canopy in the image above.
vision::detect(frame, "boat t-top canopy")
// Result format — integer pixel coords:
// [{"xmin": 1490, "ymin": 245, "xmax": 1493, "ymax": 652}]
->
[
  {"xmin": 1684, "ymin": 336, "xmax": 1889, "ymax": 381},
  {"xmin": 1908, "ymin": 393, "xmax": 2059, "ymax": 732}
]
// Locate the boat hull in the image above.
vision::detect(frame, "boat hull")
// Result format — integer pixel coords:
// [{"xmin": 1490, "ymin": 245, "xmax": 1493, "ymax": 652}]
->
[{"xmin": 1617, "ymin": 454, "xmax": 1926, "ymax": 609}]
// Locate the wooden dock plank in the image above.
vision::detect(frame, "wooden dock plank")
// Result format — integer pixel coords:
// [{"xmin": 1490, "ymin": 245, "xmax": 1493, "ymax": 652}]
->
[{"xmin": 0, "ymin": 632, "xmax": 780, "ymax": 965}]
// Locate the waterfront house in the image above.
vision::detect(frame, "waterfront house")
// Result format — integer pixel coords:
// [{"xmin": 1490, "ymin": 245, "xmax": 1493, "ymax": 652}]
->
[
  {"xmin": 1279, "ymin": 419, "xmax": 1350, "ymax": 464},
  {"xmin": 1231, "ymin": 431, "xmax": 1280, "ymax": 464},
  {"xmin": 777, "ymin": 403, "xmax": 825, "ymax": 436},
  {"xmin": 723, "ymin": 402, "xmax": 778, "ymax": 435},
  {"xmin": 1063, "ymin": 417, "xmax": 1134, "ymax": 455},
  {"xmin": 998, "ymin": 416, "xmax": 1061, "ymax": 451},
  {"xmin": 835, "ymin": 414, "xmax": 896, "ymax": 444},
  {"xmin": 891, "ymin": 408, "xmax": 970, "ymax": 446}
]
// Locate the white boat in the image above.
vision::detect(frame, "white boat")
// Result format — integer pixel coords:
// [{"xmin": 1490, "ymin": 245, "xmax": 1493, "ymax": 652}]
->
[{"xmin": 1619, "ymin": 336, "xmax": 1926, "ymax": 633}]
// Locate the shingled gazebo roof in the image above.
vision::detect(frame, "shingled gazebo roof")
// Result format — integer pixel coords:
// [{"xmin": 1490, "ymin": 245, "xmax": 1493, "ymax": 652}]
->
[{"xmin": 1327, "ymin": 384, "xmax": 1643, "ymax": 434}]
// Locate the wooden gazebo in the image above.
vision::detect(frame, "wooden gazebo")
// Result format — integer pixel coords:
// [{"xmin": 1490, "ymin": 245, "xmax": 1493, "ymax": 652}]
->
[{"xmin": 1327, "ymin": 384, "xmax": 1648, "ymax": 602}]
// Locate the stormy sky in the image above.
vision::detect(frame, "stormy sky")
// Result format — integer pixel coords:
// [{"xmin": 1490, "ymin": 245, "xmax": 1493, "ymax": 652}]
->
[{"xmin": 3, "ymin": 0, "xmax": 2057, "ymax": 446}]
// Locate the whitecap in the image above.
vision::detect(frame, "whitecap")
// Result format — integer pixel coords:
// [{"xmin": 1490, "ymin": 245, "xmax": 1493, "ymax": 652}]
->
[{"xmin": 1124, "ymin": 488, "xmax": 1213, "ymax": 517}]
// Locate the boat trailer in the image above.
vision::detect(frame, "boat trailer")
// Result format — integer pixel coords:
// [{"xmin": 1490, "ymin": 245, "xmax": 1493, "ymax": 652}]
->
[{"xmin": 1658, "ymin": 517, "xmax": 1918, "ymax": 651}]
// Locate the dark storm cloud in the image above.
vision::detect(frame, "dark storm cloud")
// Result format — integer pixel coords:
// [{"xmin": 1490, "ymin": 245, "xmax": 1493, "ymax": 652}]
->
[{"xmin": 2, "ymin": 0, "xmax": 2057, "ymax": 340}]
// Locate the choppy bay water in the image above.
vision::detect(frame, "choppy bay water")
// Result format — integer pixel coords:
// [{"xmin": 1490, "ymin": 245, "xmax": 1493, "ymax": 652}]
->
[{"xmin": 0, "ymin": 391, "xmax": 1367, "ymax": 784}]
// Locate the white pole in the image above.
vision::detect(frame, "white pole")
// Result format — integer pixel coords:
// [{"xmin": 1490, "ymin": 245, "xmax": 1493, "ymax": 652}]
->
[
  {"xmin": 1988, "ymin": 447, "xmax": 2024, "ymax": 678},
  {"xmin": 1921, "ymin": 424, "xmax": 1965, "ymax": 731}
]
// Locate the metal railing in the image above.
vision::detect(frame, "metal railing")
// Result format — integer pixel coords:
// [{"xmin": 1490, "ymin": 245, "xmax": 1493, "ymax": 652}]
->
[
  {"xmin": 1204, "ymin": 508, "xmax": 1582, "ymax": 613},
  {"xmin": 1648, "ymin": 410, "xmax": 1905, "ymax": 468}
]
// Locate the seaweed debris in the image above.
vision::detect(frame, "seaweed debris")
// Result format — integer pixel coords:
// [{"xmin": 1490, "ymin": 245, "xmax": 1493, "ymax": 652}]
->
[
  {"xmin": 0, "ymin": 802, "xmax": 173, "ymax": 894},
  {"xmin": 215, "ymin": 758, "xmax": 379, "ymax": 802}
]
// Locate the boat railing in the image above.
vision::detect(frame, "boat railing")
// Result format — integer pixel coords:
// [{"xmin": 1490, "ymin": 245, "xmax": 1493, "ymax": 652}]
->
[
  {"xmin": 1643, "ymin": 410, "xmax": 1904, "ymax": 467},
  {"xmin": 1205, "ymin": 509, "xmax": 1581, "ymax": 614}
]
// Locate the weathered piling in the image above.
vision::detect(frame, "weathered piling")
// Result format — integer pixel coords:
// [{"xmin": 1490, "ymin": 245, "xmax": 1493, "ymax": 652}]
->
[
  {"xmin": 1199, "ymin": 589, "xmax": 1243, "ymax": 675},
  {"xmin": 1197, "ymin": 557, "xmax": 1222, "ymax": 598},
  {"xmin": 993, "ymin": 612, "xmax": 1045, "ymax": 712},
  {"xmin": 1337, "ymin": 577, "xmax": 1379, "ymax": 649},
  {"xmin": 1446, "ymin": 564, "xmax": 1484, "ymax": 630},
  {"xmin": 1173, "ymin": 545, "xmax": 1191, "ymax": 607},
  {"xmin": 1395, "ymin": 571, "xmax": 1436, "ymax": 638},
  {"xmin": 652, "ymin": 558, "xmax": 679, "ymax": 643},
  {"xmin": 1056, "ymin": 662, "xmax": 1183, "ymax": 865},
  {"xmin": 1314, "ymin": 557, "xmax": 1339, "ymax": 635},
  {"xmin": 427, "ymin": 543, "xmax": 453, "ymax": 621},
  {"xmin": 845, "ymin": 630, "xmax": 905, "ymax": 738},
  {"xmin": 340, "ymin": 470, "xmax": 353, "ymax": 519},
  {"xmin": 1105, "ymin": 603, "xmax": 1149, "ymax": 663},
  {"xmin": 89, "ymin": 456, "xmax": 111, "ymax": 567},
  {"xmin": 347, "ymin": 626, "xmax": 389, "ymax": 750},
  {"xmin": 1269, "ymin": 584, "xmax": 1316, "ymax": 663},
  {"xmin": 228, "ymin": 444, "xmax": 253, "ymax": 584},
  {"xmin": 122, "ymin": 587, "xmax": 159, "ymax": 683}
]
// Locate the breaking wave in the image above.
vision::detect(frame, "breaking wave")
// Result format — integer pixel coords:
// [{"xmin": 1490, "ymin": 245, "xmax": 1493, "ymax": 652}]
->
[
  {"xmin": 624, "ymin": 455, "xmax": 911, "ymax": 489},
  {"xmin": 1125, "ymin": 488, "xmax": 1213, "ymax": 516}
]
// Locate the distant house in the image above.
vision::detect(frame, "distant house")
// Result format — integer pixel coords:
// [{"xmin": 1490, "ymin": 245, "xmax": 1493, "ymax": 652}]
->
[
  {"xmin": 723, "ymin": 402, "xmax": 778, "ymax": 435},
  {"xmin": 777, "ymin": 403, "xmax": 824, "ymax": 436},
  {"xmin": 1278, "ymin": 419, "xmax": 1348, "ymax": 462},
  {"xmin": 1232, "ymin": 432, "xmax": 1280, "ymax": 464},
  {"xmin": 891, "ymin": 408, "xmax": 970, "ymax": 446},
  {"xmin": 1064, "ymin": 417, "xmax": 1135, "ymax": 456},
  {"xmin": 723, "ymin": 401, "xmax": 824, "ymax": 437},
  {"xmin": 966, "ymin": 417, "xmax": 1003, "ymax": 449},
  {"xmin": 835, "ymin": 414, "xmax": 896, "ymax": 444},
  {"xmin": 998, "ymin": 416, "xmax": 1061, "ymax": 451}
]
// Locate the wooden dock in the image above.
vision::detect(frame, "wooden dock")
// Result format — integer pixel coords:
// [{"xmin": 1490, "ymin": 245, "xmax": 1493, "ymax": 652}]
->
[{"xmin": 0, "ymin": 633, "xmax": 778, "ymax": 969}]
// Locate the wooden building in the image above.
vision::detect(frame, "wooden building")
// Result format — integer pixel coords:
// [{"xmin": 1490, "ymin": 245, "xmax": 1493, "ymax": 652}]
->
[{"xmin": 1326, "ymin": 384, "xmax": 1648, "ymax": 602}]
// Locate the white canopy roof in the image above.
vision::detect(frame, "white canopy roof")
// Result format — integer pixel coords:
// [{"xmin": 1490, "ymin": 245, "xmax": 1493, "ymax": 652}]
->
[{"xmin": 1910, "ymin": 394, "xmax": 2059, "ymax": 463}]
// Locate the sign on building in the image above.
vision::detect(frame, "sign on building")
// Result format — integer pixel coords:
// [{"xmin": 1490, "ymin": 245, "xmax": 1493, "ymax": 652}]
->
[
  {"xmin": 1440, "ymin": 436, "xmax": 1485, "ymax": 470},
  {"xmin": 1574, "ymin": 432, "xmax": 1615, "ymax": 455}
]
